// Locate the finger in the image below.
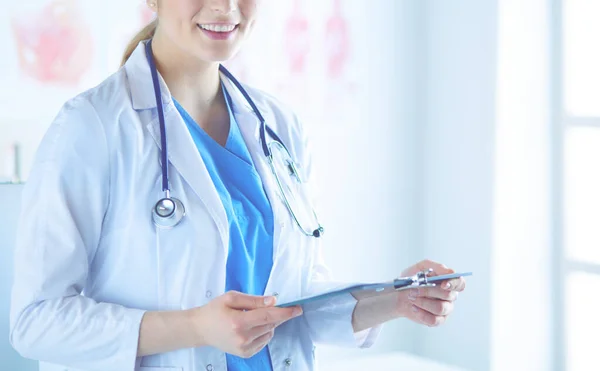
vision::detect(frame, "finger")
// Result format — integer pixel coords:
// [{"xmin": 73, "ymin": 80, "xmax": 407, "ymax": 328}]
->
[
  {"xmin": 246, "ymin": 320, "xmax": 285, "ymax": 343},
  {"xmin": 417, "ymin": 260, "xmax": 454, "ymax": 276},
  {"xmin": 244, "ymin": 306, "xmax": 303, "ymax": 327},
  {"xmin": 246, "ymin": 329, "xmax": 275, "ymax": 358},
  {"xmin": 224, "ymin": 291, "xmax": 276, "ymax": 310},
  {"xmin": 408, "ymin": 287, "xmax": 458, "ymax": 301},
  {"xmin": 455, "ymin": 277, "xmax": 467, "ymax": 292},
  {"xmin": 409, "ymin": 305, "xmax": 447, "ymax": 327},
  {"xmin": 440, "ymin": 278, "xmax": 466, "ymax": 291},
  {"xmin": 410, "ymin": 297, "xmax": 454, "ymax": 316}
]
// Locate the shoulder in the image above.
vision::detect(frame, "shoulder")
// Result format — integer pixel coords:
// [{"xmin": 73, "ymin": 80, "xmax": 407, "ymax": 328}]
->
[
  {"xmin": 47, "ymin": 68, "xmax": 133, "ymax": 144},
  {"xmin": 241, "ymin": 84, "xmax": 317, "ymax": 178},
  {"xmin": 242, "ymin": 84, "xmax": 310, "ymax": 151},
  {"xmin": 69, "ymin": 68, "xmax": 131, "ymax": 123},
  {"xmin": 244, "ymin": 85, "xmax": 299, "ymax": 121},
  {"xmin": 53, "ymin": 67, "xmax": 131, "ymax": 124},
  {"xmin": 36, "ymin": 69, "xmax": 131, "ymax": 165}
]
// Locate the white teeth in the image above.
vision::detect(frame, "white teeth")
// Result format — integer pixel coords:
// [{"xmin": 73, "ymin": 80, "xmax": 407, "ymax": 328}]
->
[{"xmin": 199, "ymin": 24, "xmax": 236, "ymax": 32}]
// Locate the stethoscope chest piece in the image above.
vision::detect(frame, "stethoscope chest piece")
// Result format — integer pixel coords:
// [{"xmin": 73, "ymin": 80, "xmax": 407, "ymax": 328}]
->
[{"xmin": 152, "ymin": 196, "xmax": 186, "ymax": 229}]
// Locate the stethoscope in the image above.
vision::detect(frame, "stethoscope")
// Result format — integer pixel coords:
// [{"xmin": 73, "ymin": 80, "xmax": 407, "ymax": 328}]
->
[{"xmin": 146, "ymin": 40, "xmax": 325, "ymax": 237}]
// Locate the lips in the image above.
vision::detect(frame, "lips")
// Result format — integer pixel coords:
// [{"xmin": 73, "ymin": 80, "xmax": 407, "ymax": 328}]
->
[
  {"xmin": 196, "ymin": 24, "xmax": 239, "ymax": 41},
  {"xmin": 197, "ymin": 24, "xmax": 238, "ymax": 32}
]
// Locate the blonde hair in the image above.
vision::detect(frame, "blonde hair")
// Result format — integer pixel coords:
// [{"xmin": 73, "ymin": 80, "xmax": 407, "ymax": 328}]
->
[{"xmin": 121, "ymin": 19, "xmax": 158, "ymax": 66}]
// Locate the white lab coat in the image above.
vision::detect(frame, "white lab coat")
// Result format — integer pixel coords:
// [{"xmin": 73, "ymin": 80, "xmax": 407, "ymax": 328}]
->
[{"xmin": 9, "ymin": 41, "xmax": 380, "ymax": 371}]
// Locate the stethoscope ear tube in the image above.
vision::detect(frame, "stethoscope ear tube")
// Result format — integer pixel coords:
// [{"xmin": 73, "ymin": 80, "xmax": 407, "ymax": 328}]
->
[
  {"xmin": 146, "ymin": 39, "xmax": 185, "ymax": 229},
  {"xmin": 146, "ymin": 40, "xmax": 170, "ymax": 194}
]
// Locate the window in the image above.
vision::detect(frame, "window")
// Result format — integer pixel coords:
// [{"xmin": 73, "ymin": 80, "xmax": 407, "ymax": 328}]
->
[{"xmin": 557, "ymin": 1, "xmax": 600, "ymax": 370}]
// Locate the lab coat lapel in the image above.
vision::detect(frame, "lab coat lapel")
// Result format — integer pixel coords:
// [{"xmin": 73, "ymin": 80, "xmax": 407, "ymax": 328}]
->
[
  {"xmin": 234, "ymin": 111, "xmax": 276, "ymax": 197},
  {"xmin": 219, "ymin": 77, "xmax": 281, "ymax": 213},
  {"xmin": 125, "ymin": 40, "xmax": 229, "ymax": 247},
  {"xmin": 219, "ymin": 77, "xmax": 287, "ymax": 265},
  {"xmin": 233, "ymin": 107, "xmax": 287, "ymax": 265},
  {"xmin": 145, "ymin": 100, "xmax": 229, "ymax": 249}
]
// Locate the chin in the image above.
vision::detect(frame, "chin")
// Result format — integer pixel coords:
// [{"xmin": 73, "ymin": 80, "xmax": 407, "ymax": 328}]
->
[{"xmin": 197, "ymin": 48, "xmax": 241, "ymax": 64}]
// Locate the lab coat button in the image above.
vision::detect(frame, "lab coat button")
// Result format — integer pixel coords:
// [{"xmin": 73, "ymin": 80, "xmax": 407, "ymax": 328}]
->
[
  {"xmin": 284, "ymin": 358, "xmax": 292, "ymax": 367},
  {"xmin": 206, "ymin": 364, "xmax": 213, "ymax": 371},
  {"xmin": 206, "ymin": 290, "xmax": 212, "ymax": 298},
  {"xmin": 273, "ymin": 292, "xmax": 279, "ymax": 298}
]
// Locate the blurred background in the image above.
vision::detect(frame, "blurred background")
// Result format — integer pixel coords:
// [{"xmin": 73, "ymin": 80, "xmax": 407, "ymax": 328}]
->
[{"xmin": 0, "ymin": 0, "xmax": 597, "ymax": 370}]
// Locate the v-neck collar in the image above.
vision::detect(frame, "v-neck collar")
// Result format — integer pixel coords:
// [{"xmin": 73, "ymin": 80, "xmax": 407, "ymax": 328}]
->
[
  {"xmin": 173, "ymin": 83, "xmax": 254, "ymax": 168},
  {"xmin": 171, "ymin": 82, "xmax": 234, "ymax": 149}
]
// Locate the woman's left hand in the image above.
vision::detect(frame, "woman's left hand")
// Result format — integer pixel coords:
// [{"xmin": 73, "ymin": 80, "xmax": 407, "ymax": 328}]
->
[
  {"xmin": 397, "ymin": 260, "xmax": 466, "ymax": 327},
  {"xmin": 352, "ymin": 259, "xmax": 467, "ymax": 332}
]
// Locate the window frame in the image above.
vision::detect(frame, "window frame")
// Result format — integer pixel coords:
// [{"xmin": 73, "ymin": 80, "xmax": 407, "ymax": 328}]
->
[{"xmin": 551, "ymin": 0, "xmax": 600, "ymax": 370}]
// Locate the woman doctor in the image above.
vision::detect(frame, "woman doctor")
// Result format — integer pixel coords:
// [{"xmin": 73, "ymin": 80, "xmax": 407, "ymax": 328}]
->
[{"xmin": 10, "ymin": 1, "xmax": 466, "ymax": 370}]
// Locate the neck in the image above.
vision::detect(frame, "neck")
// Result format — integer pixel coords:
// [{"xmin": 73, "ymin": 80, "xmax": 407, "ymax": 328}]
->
[{"xmin": 150, "ymin": 31, "xmax": 222, "ymax": 111}]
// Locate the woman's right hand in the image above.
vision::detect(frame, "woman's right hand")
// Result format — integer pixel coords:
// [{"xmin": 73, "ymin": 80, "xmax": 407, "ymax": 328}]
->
[{"xmin": 189, "ymin": 291, "xmax": 303, "ymax": 358}]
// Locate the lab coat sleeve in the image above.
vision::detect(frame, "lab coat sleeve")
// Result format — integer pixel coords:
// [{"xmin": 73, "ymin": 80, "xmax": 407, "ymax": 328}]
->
[
  {"xmin": 293, "ymin": 114, "xmax": 382, "ymax": 349},
  {"xmin": 9, "ymin": 96, "xmax": 146, "ymax": 370}
]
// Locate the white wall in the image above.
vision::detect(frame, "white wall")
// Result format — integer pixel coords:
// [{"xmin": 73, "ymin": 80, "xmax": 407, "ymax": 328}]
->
[
  {"xmin": 412, "ymin": 1, "xmax": 555, "ymax": 371},
  {"xmin": 413, "ymin": 1, "xmax": 499, "ymax": 370},
  {"xmin": 314, "ymin": 0, "xmax": 421, "ymax": 362},
  {"xmin": 491, "ymin": 0, "xmax": 553, "ymax": 370},
  {"xmin": 0, "ymin": 184, "xmax": 37, "ymax": 370}
]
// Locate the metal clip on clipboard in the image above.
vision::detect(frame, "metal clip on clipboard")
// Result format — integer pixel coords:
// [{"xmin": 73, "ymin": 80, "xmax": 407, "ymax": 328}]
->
[
  {"xmin": 392, "ymin": 269, "xmax": 473, "ymax": 292},
  {"xmin": 393, "ymin": 268, "xmax": 437, "ymax": 291}
]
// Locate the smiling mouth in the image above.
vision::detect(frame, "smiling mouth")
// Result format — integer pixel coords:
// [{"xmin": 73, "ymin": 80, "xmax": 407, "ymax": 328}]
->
[{"xmin": 197, "ymin": 24, "xmax": 239, "ymax": 33}]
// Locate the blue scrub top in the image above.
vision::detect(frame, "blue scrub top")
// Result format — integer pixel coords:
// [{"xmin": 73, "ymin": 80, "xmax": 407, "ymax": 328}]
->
[{"xmin": 174, "ymin": 85, "xmax": 275, "ymax": 371}]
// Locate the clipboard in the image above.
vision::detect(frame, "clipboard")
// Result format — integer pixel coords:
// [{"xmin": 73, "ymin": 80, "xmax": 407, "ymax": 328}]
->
[{"xmin": 276, "ymin": 270, "xmax": 473, "ymax": 308}]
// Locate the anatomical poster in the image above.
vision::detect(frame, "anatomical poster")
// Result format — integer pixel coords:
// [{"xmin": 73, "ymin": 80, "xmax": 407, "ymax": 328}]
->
[{"xmin": 0, "ymin": 0, "xmax": 367, "ymax": 126}]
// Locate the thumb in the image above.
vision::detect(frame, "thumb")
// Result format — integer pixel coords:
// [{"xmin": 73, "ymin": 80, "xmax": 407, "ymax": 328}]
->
[{"xmin": 224, "ymin": 291, "xmax": 277, "ymax": 310}]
